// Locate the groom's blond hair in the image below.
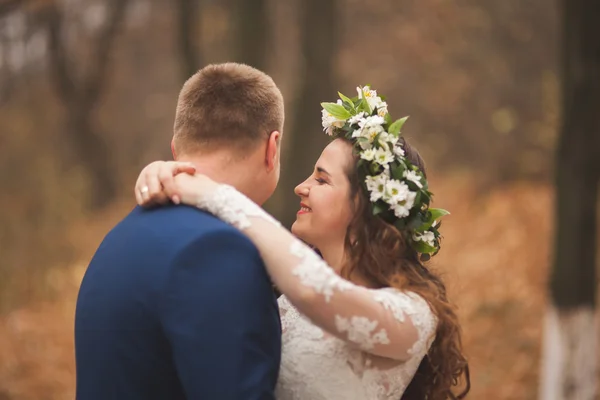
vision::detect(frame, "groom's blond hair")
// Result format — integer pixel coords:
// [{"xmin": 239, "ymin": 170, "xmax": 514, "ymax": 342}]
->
[{"xmin": 173, "ymin": 63, "xmax": 284, "ymax": 156}]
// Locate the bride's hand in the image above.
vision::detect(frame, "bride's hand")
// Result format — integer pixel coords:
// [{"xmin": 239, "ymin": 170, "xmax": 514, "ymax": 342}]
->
[
  {"xmin": 135, "ymin": 161, "xmax": 196, "ymax": 206},
  {"xmin": 168, "ymin": 173, "xmax": 219, "ymax": 206}
]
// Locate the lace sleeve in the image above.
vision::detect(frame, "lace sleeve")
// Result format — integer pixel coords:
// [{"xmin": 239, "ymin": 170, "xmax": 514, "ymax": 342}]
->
[{"xmin": 194, "ymin": 184, "xmax": 437, "ymax": 360}]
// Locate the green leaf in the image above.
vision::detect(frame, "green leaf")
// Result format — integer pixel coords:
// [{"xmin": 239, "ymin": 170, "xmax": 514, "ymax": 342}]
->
[
  {"xmin": 321, "ymin": 102, "xmax": 352, "ymax": 120},
  {"xmin": 394, "ymin": 219, "xmax": 407, "ymax": 230},
  {"xmin": 388, "ymin": 116, "xmax": 409, "ymax": 135},
  {"xmin": 360, "ymin": 88, "xmax": 372, "ymax": 114},
  {"xmin": 391, "ymin": 163, "xmax": 406, "ymax": 180},
  {"xmin": 384, "ymin": 113, "xmax": 392, "ymax": 125},
  {"xmin": 429, "ymin": 208, "xmax": 450, "ymax": 221},
  {"xmin": 412, "ymin": 240, "xmax": 437, "ymax": 254},
  {"xmin": 372, "ymin": 202, "xmax": 386, "ymax": 216},
  {"xmin": 407, "ymin": 213, "xmax": 424, "ymax": 230},
  {"xmin": 416, "ymin": 208, "xmax": 450, "ymax": 231},
  {"xmin": 414, "ymin": 190, "xmax": 422, "ymax": 207},
  {"xmin": 406, "ymin": 180, "xmax": 423, "ymax": 192},
  {"xmin": 338, "ymin": 92, "xmax": 355, "ymax": 110}
]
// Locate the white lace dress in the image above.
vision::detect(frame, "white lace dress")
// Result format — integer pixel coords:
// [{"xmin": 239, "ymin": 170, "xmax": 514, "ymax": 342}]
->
[
  {"xmin": 275, "ymin": 292, "xmax": 435, "ymax": 400},
  {"xmin": 194, "ymin": 184, "xmax": 438, "ymax": 400}
]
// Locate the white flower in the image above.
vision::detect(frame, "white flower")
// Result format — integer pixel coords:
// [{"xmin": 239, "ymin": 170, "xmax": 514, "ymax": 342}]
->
[
  {"xmin": 365, "ymin": 174, "xmax": 388, "ymax": 202},
  {"xmin": 413, "ymin": 231, "xmax": 436, "ymax": 247},
  {"xmin": 365, "ymin": 175, "xmax": 378, "ymax": 192},
  {"xmin": 358, "ymin": 115, "xmax": 385, "ymax": 129},
  {"xmin": 374, "ymin": 147, "xmax": 394, "ymax": 166},
  {"xmin": 385, "ymin": 180, "xmax": 410, "ymax": 204},
  {"xmin": 348, "ymin": 112, "xmax": 366, "ymax": 126},
  {"xmin": 357, "ymin": 85, "xmax": 377, "ymax": 100},
  {"xmin": 391, "ymin": 190, "xmax": 417, "ymax": 218},
  {"xmin": 393, "ymin": 144, "xmax": 405, "ymax": 157},
  {"xmin": 405, "ymin": 190, "xmax": 417, "ymax": 209},
  {"xmin": 382, "ymin": 164, "xmax": 392, "ymax": 178},
  {"xmin": 357, "ymin": 139, "xmax": 373, "ymax": 150},
  {"xmin": 376, "ymin": 102, "xmax": 388, "ymax": 117},
  {"xmin": 403, "ymin": 170, "xmax": 423, "ymax": 189},
  {"xmin": 353, "ymin": 124, "xmax": 384, "ymax": 150},
  {"xmin": 360, "ymin": 148, "xmax": 376, "ymax": 161},
  {"xmin": 367, "ymin": 126, "xmax": 385, "ymax": 142},
  {"xmin": 377, "ymin": 131, "xmax": 398, "ymax": 150},
  {"xmin": 357, "ymin": 86, "xmax": 386, "ymax": 112},
  {"xmin": 391, "ymin": 203, "xmax": 410, "ymax": 218},
  {"xmin": 382, "ymin": 163, "xmax": 391, "ymax": 177},
  {"xmin": 321, "ymin": 100, "xmax": 346, "ymax": 136}
]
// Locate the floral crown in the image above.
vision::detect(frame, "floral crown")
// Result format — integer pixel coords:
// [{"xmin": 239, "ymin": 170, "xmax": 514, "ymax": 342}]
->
[{"xmin": 321, "ymin": 85, "xmax": 449, "ymax": 260}]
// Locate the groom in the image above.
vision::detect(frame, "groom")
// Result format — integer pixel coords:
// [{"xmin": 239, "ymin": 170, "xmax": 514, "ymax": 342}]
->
[{"xmin": 75, "ymin": 63, "xmax": 285, "ymax": 399}]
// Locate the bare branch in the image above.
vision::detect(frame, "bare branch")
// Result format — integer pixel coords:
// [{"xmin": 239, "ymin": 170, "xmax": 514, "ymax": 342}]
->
[
  {"xmin": 232, "ymin": 0, "xmax": 267, "ymax": 71},
  {"xmin": 84, "ymin": 0, "xmax": 129, "ymax": 105},
  {"xmin": 0, "ymin": 0, "xmax": 28, "ymax": 17},
  {"xmin": 44, "ymin": 2, "xmax": 76, "ymax": 102},
  {"xmin": 177, "ymin": 0, "xmax": 201, "ymax": 80}
]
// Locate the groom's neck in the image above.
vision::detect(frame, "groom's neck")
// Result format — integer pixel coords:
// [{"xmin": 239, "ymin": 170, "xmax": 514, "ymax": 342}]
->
[{"xmin": 176, "ymin": 151, "xmax": 263, "ymax": 204}]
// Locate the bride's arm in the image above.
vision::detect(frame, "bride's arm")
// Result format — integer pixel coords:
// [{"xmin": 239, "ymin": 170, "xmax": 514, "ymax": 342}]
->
[{"xmin": 156, "ymin": 173, "xmax": 437, "ymax": 361}]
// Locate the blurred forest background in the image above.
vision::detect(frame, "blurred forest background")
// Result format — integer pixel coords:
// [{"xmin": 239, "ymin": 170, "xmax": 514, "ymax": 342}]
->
[{"xmin": 0, "ymin": 0, "xmax": 598, "ymax": 399}]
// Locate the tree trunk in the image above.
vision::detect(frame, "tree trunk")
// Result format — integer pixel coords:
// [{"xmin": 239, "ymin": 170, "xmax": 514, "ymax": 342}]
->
[
  {"xmin": 540, "ymin": 0, "xmax": 600, "ymax": 398},
  {"xmin": 231, "ymin": 0, "xmax": 268, "ymax": 71},
  {"xmin": 279, "ymin": 0, "xmax": 338, "ymax": 228},
  {"xmin": 540, "ymin": 307, "xmax": 597, "ymax": 400},
  {"xmin": 176, "ymin": 0, "xmax": 201, "ymax": 80},
  {"xmin": 66, "ymin": 103, "xmax": 117, "ymax": 209},
  {"xmin": 45, "ymin": 0, "xmax": 129, "ymax": 210}
]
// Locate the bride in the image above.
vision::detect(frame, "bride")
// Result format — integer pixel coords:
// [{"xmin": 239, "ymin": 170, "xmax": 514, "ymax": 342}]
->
[{"xmin": 135, "ymin": 86, "xmax": 470, "ymax": 399}]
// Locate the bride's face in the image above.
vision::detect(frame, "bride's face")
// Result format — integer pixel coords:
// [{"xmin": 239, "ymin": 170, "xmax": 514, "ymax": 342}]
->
[{"xmin": 291, "ymin": 139, "xmax": 354, "ymax": 249}]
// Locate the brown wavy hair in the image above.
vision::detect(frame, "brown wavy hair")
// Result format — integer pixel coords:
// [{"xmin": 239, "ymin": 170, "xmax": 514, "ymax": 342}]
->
[{"xmin": 338, "ymin": 137, "xmax": 470, "ymax": 399}]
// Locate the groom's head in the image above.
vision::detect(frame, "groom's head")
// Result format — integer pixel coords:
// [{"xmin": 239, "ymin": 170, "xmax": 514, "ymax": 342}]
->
[{"xmin": 172, "ymin": 63, "xmax": 284, "ymax": 204}]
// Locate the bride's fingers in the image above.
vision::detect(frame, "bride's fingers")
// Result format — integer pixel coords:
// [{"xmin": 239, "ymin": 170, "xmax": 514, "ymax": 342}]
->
[
  {"xmin": 158, "ymin": 165, "xmax": 177, "ymax": 199},
  {"xmin": 168, "ymin": 173, "xmax": 212, "ymax": 205},
  {"xmin": 159, "ymin": 162, "xmax": 195, "ymax": 203},
  {"xmin": 144, "ymin": 166, "xmax": 164, "ymax": 204},
  {"xmin": 135, "ymin": 161, "xmax": 195, "ymax": 206},
  {"xmin": 134, "ymin": 167, "xmax": 151, "ymax": 205},
  {"xmin": 136, "ymin": 173, "xmax": 154, "ymax": 206},
  {"xmin": 135, "ymin": 162, "xmax": 160, "ymax": 197},
  {"xmin": 173, "ymin": 163, "xmax": 196, "ymax": 175}
]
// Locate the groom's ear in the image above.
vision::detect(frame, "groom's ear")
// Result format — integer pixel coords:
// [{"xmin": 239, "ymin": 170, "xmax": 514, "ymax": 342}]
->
[
  {"xmin": 265, "ymin": 130, "xmax": 281, "ymax": 171},
  {"xmin": 171, "ymin": 139, "xmax": 177, "ymax": 160}
]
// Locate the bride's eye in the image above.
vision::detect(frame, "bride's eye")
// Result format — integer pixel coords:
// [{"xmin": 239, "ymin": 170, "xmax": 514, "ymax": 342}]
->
[{"xmin": 315, "ymin": 178, "xmax": 327, "ymax": 184}]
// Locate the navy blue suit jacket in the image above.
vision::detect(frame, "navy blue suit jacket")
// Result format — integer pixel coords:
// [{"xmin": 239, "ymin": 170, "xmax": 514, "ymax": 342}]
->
[{"xmin": 75, "ymin": 205, "xmax": 281, "ymax": 399}]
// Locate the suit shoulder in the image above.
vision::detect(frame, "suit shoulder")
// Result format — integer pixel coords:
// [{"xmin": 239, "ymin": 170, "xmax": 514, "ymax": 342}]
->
[{"xmin": 180, "ymin": 223, "xmax": 260, "ymax": 258}]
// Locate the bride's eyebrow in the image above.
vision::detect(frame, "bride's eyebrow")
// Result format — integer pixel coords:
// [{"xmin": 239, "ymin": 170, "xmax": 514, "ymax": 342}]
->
[{"xmin": 316, "ymin": 166, "xmax": 331, "ymax": 177}]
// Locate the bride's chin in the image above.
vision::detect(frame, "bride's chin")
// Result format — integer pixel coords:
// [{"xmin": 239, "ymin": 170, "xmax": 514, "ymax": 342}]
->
[{"xmin": 291, "ymin": 223, "xmax": 313, "ymax": 246}]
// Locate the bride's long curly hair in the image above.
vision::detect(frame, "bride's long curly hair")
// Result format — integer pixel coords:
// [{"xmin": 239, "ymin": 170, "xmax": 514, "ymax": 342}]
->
[{"xmin": 339, "ymin": 137, "xmax": 470, "ymax": 399}]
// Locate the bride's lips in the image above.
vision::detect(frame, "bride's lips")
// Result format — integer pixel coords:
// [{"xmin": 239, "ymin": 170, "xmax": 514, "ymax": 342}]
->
[{"xmin": 297, "ymin": 202, "xmax": 312, "ymax": 215}]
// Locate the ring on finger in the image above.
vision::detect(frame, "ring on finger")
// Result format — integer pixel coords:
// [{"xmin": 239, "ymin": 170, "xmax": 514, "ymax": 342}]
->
[{"xmin": 140, "ymin": 186, "xmax": 150, "ymax": 196}]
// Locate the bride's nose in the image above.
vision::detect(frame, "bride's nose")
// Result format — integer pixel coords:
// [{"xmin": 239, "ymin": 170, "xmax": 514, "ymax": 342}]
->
[{"xmin": 294, "ymin": 179, "xmax": 310, "ymax": 197}]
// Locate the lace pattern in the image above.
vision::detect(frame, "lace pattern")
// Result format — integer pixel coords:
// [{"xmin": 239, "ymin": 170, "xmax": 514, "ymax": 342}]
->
[
  {"xmin": 196, "ymin": 184, "xmax": 280, "ymax": 229},
  {"xmin": 373, "ymin": 289, "xmax": 437, "ymax": 356},
  {"xmin": 334, "ymin": 315, "xmax": 390, "ymax": 350},
  {"xmin": 276, "ymin": 295, "xmax": 436, "ymax": 400},
  {"xmin": 290, "ymin": 241, "xmax": 353, "ymax": 302}
]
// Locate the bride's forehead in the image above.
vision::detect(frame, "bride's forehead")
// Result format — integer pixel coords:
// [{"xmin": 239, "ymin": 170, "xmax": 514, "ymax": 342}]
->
[{"xmin": 319, "ymin": 140, "xmax": 353, "ymax": 165}]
